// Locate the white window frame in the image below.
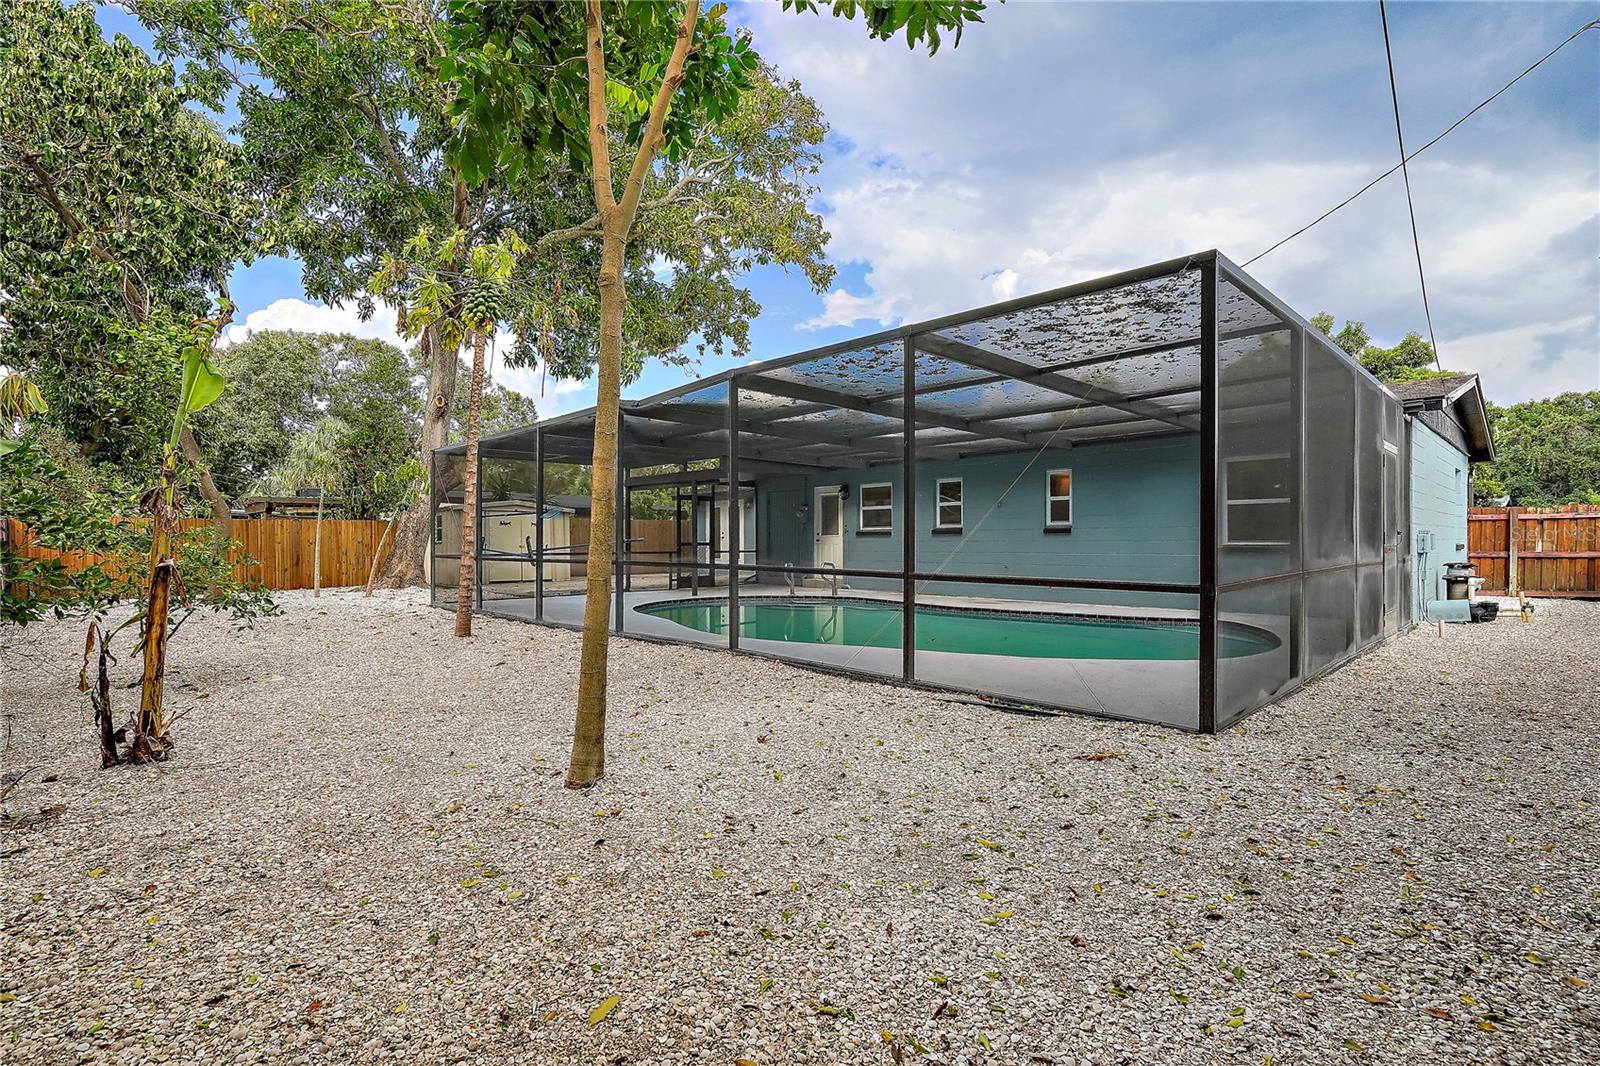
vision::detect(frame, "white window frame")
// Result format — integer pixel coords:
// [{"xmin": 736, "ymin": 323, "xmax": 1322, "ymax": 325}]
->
[
  {"xmin": 1223, "ymin": 453, "xmax": 1292, "ymax": 547},
  {"xmin": 1045, "ymin": 468, "xmax": 1073, "ymax": 529},
  {"xmin": 934, "ymin": 477, "xmax": 963, "ymax": 531},
  {"xmin": 858, "ymin": 482, "xmax": 894, "ymax": 533}
]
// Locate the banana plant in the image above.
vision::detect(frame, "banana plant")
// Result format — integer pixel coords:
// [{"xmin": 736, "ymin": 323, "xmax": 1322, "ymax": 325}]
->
[{"xmin": 94, "ymin": 305, "xmax": 231, "ymax": 764}]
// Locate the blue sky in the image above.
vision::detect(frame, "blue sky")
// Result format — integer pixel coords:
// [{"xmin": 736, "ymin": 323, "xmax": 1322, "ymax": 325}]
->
[{"xmin": 100, "ymin": 1, "xmax": 1599, "ymax": 414}]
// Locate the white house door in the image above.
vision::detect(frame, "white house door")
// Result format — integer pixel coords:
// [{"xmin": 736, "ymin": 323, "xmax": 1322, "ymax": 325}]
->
[{"xmin": 813, "ymin": 487, "xmax": 843, "ymax": 570}]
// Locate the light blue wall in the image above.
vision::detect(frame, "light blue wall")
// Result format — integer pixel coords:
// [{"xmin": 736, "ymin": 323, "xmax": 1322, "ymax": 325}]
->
[
  {"xmin": 1408, "ymin": 417, "xmax": 1469, "ymax": 620},
  {"xmin": 755, "ymin": 435, "xmax": 1200, "ymax": 608}
]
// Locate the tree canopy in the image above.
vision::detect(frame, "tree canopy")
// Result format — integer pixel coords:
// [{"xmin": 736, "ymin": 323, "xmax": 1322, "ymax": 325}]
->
[
  {"xmin": 0, "ymin": 0, "xmax": 254, "ymax": 478},
  {"xmin": 1473, "ymin": 392, "xmax": 1600, "ymax": 506},
  {"xmin": 1309, "ymin": 312, "xmax": 1453, "ymax": 385}
]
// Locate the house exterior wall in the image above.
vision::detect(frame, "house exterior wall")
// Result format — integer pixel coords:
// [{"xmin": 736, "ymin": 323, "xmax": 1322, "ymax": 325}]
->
[
  {"xmin": 752, "ymin": 435, "xmax": 1200, "ymax": 608},
  {"xmin": 1408, "ymin": 416, "xmax": 1470, "ymax": 619}
]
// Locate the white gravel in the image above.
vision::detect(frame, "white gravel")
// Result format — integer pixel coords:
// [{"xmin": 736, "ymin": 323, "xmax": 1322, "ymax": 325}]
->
[{"xmin": 2, "ymin": 588, "xmax": 1597, "ymax": 1065}]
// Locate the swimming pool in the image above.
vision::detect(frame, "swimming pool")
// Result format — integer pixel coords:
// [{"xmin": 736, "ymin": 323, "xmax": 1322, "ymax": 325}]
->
[{"xmin": 635, "ymin": 597, "xmax": 1278, "ymax": 661}]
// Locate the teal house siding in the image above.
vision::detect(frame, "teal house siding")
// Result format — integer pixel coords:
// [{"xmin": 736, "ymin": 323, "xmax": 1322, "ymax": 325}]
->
[
  {"xmin": 752, "ymin": 435, "xmax": 1200, "ymax": 608},
  {"xmin": 1408, "ymin": 417, "xmax": 1470, "ymax": 619}
]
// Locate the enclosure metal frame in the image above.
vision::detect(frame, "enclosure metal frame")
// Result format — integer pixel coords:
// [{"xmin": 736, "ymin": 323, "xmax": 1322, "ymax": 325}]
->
[{"xmin": 433, "ymin": 250, "xmax": 1408, "ymax": 732}]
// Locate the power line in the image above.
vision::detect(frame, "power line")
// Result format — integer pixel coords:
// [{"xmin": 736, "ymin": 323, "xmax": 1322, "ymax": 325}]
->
[
  {"xmin": 1243, "ymin": 16, "xmax": 1600, "ymax": 269},
  {"xmin": 1379, "ymin": 0, "xmax": 1443, "ymax": 371}
]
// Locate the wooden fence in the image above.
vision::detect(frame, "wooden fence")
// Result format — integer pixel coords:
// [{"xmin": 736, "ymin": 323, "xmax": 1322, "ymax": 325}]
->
[
  {"xmin": 4, "ymin": 517, "xmax": 393, "ymax": 593},
  {"xmin": 1468, "ymin": 505, "xmax": 1600, "ymax": 599},
  {"xmin": 565, "ymin": 517, "xmax": 685, "ymax": 576}
]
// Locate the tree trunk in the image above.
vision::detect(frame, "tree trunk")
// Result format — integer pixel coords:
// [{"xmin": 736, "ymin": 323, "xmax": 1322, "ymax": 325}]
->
[
  {"xmin": 131, "ymin": 466, "xmax": 177, "ymax": 764},
  {"xmin": 313, "ymin": 486, "xmax": 324, "ymax": 598},
  {"xmin": 363, "ymin": 507, "xmax": 401, "ymax": 596},
  {"xmin": 565, "ymin": 0, "xmax": 699, "ymax": 789},
  {"xmin": 567, "ymin": 229, "xmax": 627, "ymax": 788},
  {"xmin": 377, "ymin": 178, "xmax": 471, "ymax": 590},
  {"xmin": 377, "ymin": 323, "xmax": 457, "ymax": 589},
  {"xmin": 180, "ymin": 427, "xmax": 232, "ymax": 541},
  {"xmin": 456, "ymin": 326, "xmax": 489, "ymax": 637}
]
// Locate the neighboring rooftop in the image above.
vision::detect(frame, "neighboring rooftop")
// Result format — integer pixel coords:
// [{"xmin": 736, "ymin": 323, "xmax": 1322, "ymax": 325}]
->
[
  {"xmin": 1387, "ymin": 372, "xmax": 1494, "ymax": 462},
  {"xmin": 1387, "ymin": 372, "xmax": 1478, "ymax": 404}
]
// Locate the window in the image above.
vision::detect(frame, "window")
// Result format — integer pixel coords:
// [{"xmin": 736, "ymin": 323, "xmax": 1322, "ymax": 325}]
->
[
  {"xmin": 934, "ymin": 478, "xmax": 962, "ymax": 531},
  {"xmin": 1045, "ymin": 469, "xmax": 1072, "ymax": 529},
  {"xmin": 433, "ymin": 510, "xmax": 445, "ymax": 545},
  {"xmin": 1224, "ymin": 454, "xmax": 1292, "ymax": 546},
  {"xmin": 818, "ymin": 492, "xmax": 841, "ymax": 537},
  {"xmin": 858, "ymin": 482, "xmax": 893, "ymax": 533}
]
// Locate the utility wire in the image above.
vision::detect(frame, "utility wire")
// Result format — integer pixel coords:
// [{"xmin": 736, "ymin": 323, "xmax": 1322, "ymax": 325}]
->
[
  {"xmin": 1378, "ymin": 0, "xmax": 1443, "ymax": 371},
  {"xmin": 1243, "ymin": 16, "xmax": 1600, "ymax": 269}
]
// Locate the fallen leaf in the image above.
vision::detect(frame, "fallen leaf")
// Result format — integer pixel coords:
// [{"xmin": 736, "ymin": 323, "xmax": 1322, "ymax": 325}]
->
[
  {"xmin": 587, "ymin": 994, "xmax": 620, "ymax": 1027},
  {"xmin": 1423, "ymin": 1007, "xmax": 1452, "ymax": 1020}
]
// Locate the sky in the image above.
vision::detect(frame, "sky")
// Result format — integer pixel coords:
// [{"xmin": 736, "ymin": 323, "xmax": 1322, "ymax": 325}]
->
[{"xmin": 99, "ymin": 1, "xmax": 1599, "ymax": 415}]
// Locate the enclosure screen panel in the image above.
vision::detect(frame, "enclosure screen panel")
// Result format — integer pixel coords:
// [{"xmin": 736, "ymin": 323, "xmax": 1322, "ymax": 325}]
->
[
  {"xmin": 1216, "ymin": 277, "xmax": 1297, "ymax": 585},
  {"xmin": 912, "ymin": 581, "xmax": 1202, "ymax": 728},
  {"xmin": 1216, "ymin": 577, "xmax": 1297, "ymax": 730},
  {"xmin": 476, "ymin": 454, "xmax": 541, "ymax": 612},
  {"xmin": 429, "ymin": 451, "xmax": 466, "ymax": 610},
  {"xmin": 1302, "ymin": 335, "xmax": 1357, "ymax": 570}
]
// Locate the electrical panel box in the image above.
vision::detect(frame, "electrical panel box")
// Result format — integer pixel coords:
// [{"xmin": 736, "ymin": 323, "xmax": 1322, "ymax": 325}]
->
[{"xmin": 1415, "ymin": 530, "xmax": 1435, "ymax": 553}]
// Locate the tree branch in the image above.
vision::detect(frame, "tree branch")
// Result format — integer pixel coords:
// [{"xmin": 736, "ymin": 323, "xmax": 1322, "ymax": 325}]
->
[
  {"xmin": 17, "ymin": 152, "xmax": 150, "ymax": 324},
  {"xmin": 350, "ymin": 92, "xmax": 416, "ymax": 191},
  {"xmin": 535, "ymin": 214, "xmax": 605, "ymax": 250},
  {"xmin": 614, "ymin": 0, "xmax": 701, "ymax": 231},
  {"xmin": 583, "ymin": 0, "xmax": 616, "ymax": 213}
]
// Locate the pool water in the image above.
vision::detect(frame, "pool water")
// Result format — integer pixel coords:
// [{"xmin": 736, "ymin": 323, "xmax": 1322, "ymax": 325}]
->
[{"xmin": 636, "ymin": 597, "xmax": 1278, "ymax": 661}]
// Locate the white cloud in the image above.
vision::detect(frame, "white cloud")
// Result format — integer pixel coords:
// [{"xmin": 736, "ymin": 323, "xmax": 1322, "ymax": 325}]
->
[
  {"xmin": 800, "ymin": 287, "xmax": 901, "ymax": 331},
  {"xmin": 223, "ymin": 297, "xmax": 405, "ymax": 350},
  {"xmin": 742, "ymin": 0, "xmax": 1598, "ymax": 405},
  {"xmin": 494, "ymin": 363, "xmax": 596, "ymax": 419},
  {"xmin": 223, "ymin": 298, "xmax": 596, "ymax": 417},
  {"xmin": 1446, "ymin": 314, "xmax": 1600, "ymax": 403}
]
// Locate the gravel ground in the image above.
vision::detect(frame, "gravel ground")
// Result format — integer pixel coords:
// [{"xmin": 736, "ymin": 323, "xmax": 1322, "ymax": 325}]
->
[{"xmin": 2, "ymin": 588, "xmax": 1597, "ymax": 1065}]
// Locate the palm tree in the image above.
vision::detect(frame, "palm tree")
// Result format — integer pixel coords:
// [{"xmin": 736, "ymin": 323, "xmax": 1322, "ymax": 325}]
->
[
  {"xmin": 368, "ymin": 228, "xmax": 525, "ymax": 635},
  {"xmin": 253, "ymin": 417, "xmax": 350, "ymax": 597}
]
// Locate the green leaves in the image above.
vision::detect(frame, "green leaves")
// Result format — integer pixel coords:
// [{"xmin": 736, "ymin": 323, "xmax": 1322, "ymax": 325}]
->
[{"xmin": 179, "ymin": 350, "xmax": 226, "ymax": 417}]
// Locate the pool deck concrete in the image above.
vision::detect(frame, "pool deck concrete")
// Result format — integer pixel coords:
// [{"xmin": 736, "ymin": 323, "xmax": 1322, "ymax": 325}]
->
[{"xmin": 478, "ymin": 583, "xmax": 1298, "ymax": 729}]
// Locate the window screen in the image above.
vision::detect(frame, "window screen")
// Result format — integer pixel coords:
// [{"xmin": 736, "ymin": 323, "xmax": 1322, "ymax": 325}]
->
[
  {"xmin": 1046, "ymin": 469, "xmax": 1072, "ymax": 527},
  {"xmin": 936, "ymin": 478, "xmax": 962, "ymax": 529},
  {"xmin": 1224, "ymin": 455, "xmax": 1291, "ymax": 545},
  {"xmin": 860, "ymin": 483, "xmax": 893, "ymax": 531}
]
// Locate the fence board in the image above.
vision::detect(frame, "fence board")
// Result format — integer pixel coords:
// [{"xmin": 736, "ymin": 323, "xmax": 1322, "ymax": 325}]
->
[
  {"xmin": 4, "ymin": 517, "xmax": 393, "ymax": 594},
  {"xmin": 1468, "ymin": 505, "xmax": 1600, "ymax": 598}
]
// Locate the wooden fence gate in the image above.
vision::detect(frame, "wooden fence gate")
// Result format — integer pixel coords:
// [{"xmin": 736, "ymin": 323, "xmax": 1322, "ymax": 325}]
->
[{"xmin": 1468, "ymin": 505, "xmax": 1600, "ymax": 599}]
